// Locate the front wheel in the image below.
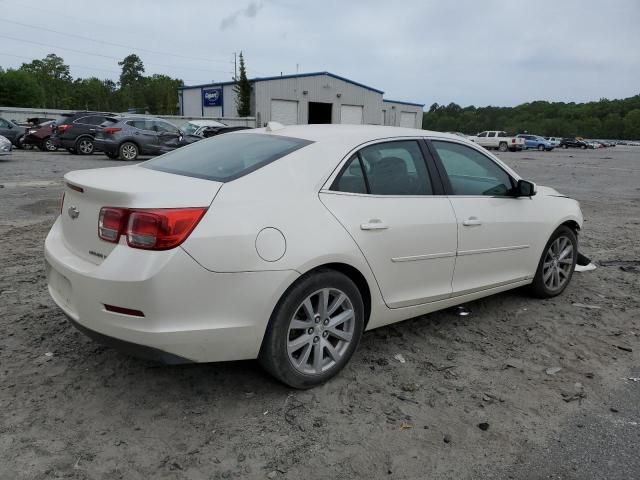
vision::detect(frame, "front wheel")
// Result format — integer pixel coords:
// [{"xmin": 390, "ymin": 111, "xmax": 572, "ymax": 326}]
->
[
  {"xmin": 562, "ymin": 144, "xmax": 568, "ymax": 149},
  {"xmin": 530, "ymin": 225, "xmax": 577, "ymax": 298},
  {"xmin": 538, "ymin": 144, "xmax": 545, "ymax": 151},
  {"xmin": 43, "ymin": 138, "xmax": 57, "ymax": 152},
  {"xmin": 259, "ymin": 270, "xmax": 364, "ymax": 389}
]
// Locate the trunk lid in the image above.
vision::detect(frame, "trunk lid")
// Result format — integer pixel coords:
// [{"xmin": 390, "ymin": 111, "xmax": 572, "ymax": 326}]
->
[{"xmin": 61, "ymin": 165, "xmax": 222, "ymax": 264}]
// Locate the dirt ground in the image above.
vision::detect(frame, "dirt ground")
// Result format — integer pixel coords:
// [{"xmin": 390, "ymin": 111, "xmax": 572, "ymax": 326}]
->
[{"xmin": 1, "ymin": 146, "xmax": 639, "ymax": 480}]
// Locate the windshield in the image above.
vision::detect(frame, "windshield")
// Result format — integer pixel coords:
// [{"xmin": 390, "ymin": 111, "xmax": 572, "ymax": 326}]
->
[
  {"xmin": 142, "ymin": 133, "xmax": 313, "ymax": 182},
  {"xmin": 181, "ymin": 122, "xmax": 199, "ymax": 135}
]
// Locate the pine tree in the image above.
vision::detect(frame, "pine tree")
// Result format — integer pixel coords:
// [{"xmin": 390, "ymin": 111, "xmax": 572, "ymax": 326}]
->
[{"xmin": 234, "ymin": 52, "xmax": 252, "ymax": 117}]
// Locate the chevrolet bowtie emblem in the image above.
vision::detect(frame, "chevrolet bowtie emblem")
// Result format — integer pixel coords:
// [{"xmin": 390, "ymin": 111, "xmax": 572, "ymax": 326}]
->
[{"xmin": 68, "ymin": 205, "xmax": 80, "ymax": 219}]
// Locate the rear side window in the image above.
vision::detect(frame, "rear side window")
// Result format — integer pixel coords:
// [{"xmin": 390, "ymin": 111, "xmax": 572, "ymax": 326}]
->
[
  {"xmin": 126, "ymin": 120, "xmax": 148, "ymax": 130},
  {"xmin": 143, "ymin": 133, "xmax": 312, "ymax": 182},
  {"xmin": 332, "ymin": 140, "xmax": 433, "ymax": 195}
]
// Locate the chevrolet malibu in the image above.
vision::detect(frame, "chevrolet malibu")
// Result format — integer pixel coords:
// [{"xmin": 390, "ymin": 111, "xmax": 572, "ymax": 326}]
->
[{"xmin": 45, "ymin": 124, "xmax": 583, "ymax": 388}]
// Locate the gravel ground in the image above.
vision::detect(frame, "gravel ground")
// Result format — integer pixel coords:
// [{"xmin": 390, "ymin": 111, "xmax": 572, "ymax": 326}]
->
[{"xmin": 1, "ymin": 146, "xmax": 639, "ymax": 480}]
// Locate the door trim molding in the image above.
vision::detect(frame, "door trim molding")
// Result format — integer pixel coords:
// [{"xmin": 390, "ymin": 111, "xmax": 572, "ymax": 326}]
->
[
  {"xmin": 391, "ymin": 251, "xmax": 456, "ymax": 263},
  {"xmin": 457, "ymin": 244, "xmax": 529, "ymax": 256}
]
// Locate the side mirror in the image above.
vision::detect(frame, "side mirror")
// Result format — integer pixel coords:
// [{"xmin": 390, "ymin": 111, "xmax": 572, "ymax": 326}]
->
[{"xmin": 515, "ymin": 179, "xmax": 537, "ymax": 197}]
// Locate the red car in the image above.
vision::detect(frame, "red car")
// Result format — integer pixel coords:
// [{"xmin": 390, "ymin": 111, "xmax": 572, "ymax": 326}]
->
[{"xmin": 23, "ymin": 118, "xmax": 58, "ymax": 151}]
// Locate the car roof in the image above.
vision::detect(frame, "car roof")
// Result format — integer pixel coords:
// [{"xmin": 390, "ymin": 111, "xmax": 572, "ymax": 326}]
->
[{"xmin": 256, "ymin": 124, "xmax": 460, "ymax": 145}]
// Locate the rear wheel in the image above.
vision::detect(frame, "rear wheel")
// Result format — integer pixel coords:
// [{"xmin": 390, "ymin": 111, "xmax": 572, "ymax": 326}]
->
[
  {"xmin": 581, "ymin": 145, "xmax": 587, "ymax": 149},
  {"xmin": 43, "ymin": 138, "xmax": 57, "ymax": 152},
  {"xmin": 562, "ymin": 144, "xmax": 568, "ymax": 149},
  {"xmin": 259, "ymin": 270, "xmax": 364, "ymax": 389},
  {"xmin": 119, "ymin": 142, "xmax": 139, "ymax": 161},
  {"xmin": 75, "ymin": 137, "xmax": 94, "ymax": 155},
  {"xmin": 538, "ymin": 144, "xmax": 545, "ymax": 151},
  {"xmin": 530, "ymin": 225, "xmax": 577, "ymax": 298},
  {"xmin": 498, "ymin": 142, "xmax": 508, "ymax": 152}
]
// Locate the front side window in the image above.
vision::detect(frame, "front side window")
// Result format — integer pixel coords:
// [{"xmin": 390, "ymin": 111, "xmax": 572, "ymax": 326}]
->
[
  {"xmin": 0, "ymin": 118, "xmax": 9, "ymax": 128},
  {"xmin": 431, "ymin": 141, "xmax": 514, "ymax": 196},
  {"xmin": 477, "ymin": 132, "xmax": 487, "ymax": 137},
  {"xmin": 143, "ymin": 133, "xmax": 312, "ymax": 182},
  {"xmin": 332, "ymin": 140, "xmax": 433, "ymax": 195},
  {"xmin": 152, "ymin": 120, "xmax": 179, "ymax": 134},
  {"xmin": 488, "ymin": 132, "xmax": 496, "ymax": 137}
]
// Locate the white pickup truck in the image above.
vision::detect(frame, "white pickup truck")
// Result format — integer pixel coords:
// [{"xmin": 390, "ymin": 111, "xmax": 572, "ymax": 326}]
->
[{"xmin": 469, "ymin": 131, "xmax": 525, "ymax": 152}]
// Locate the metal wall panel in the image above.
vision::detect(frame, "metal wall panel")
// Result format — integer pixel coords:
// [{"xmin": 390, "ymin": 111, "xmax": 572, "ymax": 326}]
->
[
  {"xmin": 382, "ymin": 101, "xmax": 423, "ymax": 128},
  {"xmin": 254, "ymin": 74, "xmax": 384, "ymax": 126}
]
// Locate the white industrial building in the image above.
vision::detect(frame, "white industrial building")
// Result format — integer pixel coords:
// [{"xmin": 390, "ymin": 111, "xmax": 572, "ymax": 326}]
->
[{"xmin": 178, "ymin": 72, "xmax": 423, "ymax": 128}]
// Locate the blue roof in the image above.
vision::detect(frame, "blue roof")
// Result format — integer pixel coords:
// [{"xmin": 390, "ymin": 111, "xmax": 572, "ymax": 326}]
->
[
  {"xmin": 383, "ymin": 99, "xmax": 425, "ymax": 107},
  {"xmin": 179, "ymin": 71, "xmax": 384, "ymax": 94}
]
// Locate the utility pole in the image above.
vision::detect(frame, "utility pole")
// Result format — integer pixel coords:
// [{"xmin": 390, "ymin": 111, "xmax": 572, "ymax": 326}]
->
[{"xmin": 233, "ymin": 52, "xmax": 237, "ymax": 80}]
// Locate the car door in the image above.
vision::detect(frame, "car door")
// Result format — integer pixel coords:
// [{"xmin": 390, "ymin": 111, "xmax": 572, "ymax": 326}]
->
[
  {"xmin": 320, "ymin": 139, "xmax": 457, "ymax": 309},
  {"xmin": 475, "ymin": 131, "xmax": 489, "ymax": 148},
  {"xmin": 428, "ymin": 139, "xmax": 545, "ymax": 295},
  {"xmin": 0, "ymin": 118, "xmax": 16, "ymax": 142},
  {"xmin": 128, "ymin": 119, "xmax": 161, "ymax": 153},
  {"xmin": 153, "ymin": 120, "xmax": 182, "ymax": 149}
]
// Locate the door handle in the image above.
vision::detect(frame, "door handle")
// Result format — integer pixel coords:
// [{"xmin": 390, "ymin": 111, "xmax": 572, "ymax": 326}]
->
[
  {"xmin": 462, "ymin": 217, "xmax": 482, "ymax": 226},
  {"xmin": 360, "ymin": 219, "xmax": 388, "ymax": 230}
]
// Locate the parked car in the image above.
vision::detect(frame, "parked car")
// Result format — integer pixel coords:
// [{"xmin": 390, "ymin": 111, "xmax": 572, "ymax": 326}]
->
[
  {"xmin": 0, "ymin": 117, "xmax": 26, "ymax": 148},
  {"xmin": 516, "ymin": 134, "xmax": 554, "ymax": 151},
  {"xmin": 51, "ymin": 112, "xmax": 118, "ymax": 155},
  {"xmin": 94, "ymin": 116, "xmax": 202, "ymax": 160},
  {"xmin": 200, "ymin": 125, "xmax": 253, "ymax": 138},
  {"xmin": 23, "ymin": 120, "xmax": 58, "ymax": 151},
  {"xmin": 469, "ymin": 131, "xmax": 524, "ymax": 152},
  {"xmin": 559, "ymin": 138, "xmax": 588, "ymax": 149},
  {"xmin": 46, "ymin": 124, "xmax": 583, "ymax": 388},
  {"xmin": 0, "ymin": 134, "xmax": 12, "ymax": 156},
  {"xmin": 544, "ymin": 137, "xmax": 562, "ymax": 147},
  {"xmin": 180, "ymin": 119, "xmax": 227, "ymax": 136}
]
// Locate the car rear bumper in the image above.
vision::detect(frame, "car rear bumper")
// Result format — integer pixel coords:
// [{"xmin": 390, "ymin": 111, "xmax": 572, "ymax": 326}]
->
[
  {"xmin": 94, "ymin": 138, "xmax": 118, "ymax": 154},
  {"xmin": 44, "ymin": 217, "xmax": 299, "ymax": 363}
]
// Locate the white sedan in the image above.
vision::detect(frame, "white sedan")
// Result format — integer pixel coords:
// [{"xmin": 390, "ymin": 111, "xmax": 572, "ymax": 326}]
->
[{"xmin": 45, "ymin": 124, "xmax": 583, "ymax": 388}]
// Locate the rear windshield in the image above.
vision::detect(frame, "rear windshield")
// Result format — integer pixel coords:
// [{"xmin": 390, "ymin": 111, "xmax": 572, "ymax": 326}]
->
[{"xmin": 142, "ymin": 133, "xmax": 312, "ymax": 182}]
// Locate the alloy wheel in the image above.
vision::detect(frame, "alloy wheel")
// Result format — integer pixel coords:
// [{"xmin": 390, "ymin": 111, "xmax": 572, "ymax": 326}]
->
[
  {"xmin": 78, "ymin": 139, "xmax": 93, "ymax": 154},
  {"xmin": 121, "ymin": 144, "xmax": 137, "ymax": 160},
  {"xmin": 286, "ymin": 288, "xmax": 355, "ymax": 375},
  {"xmin": 542, "ymin": 235, "xmax": 574, "ymax": 292},
  {"xmin": 45, "ymin": 139, "xmax": 56, "ymax": 151}
]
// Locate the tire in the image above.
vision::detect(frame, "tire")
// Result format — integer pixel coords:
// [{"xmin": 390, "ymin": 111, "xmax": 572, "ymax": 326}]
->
[
  {"xmin": 581, "ymin": 145, "xmax": 587, "ymax": 150},
  {"xmin": 15, "ymin": 135, "xmax": 26, "ymax": 149},
  {"xmin": 538, "ymin": 144, "xmax": 545, "ymax": 151},
  {"xmin": 105, "ymin": 151, "xmax": 119, "ymax": 159},
  {"xmin": 498, "ymin": 142, "xmax": 508, "ymax": 152},
  {"xmin": 66, "ymin": 147, "xmax": 78, "ymax": 154},
  {"xmin": 530, "ymin": 225, "xmax": 578, "ymax": 298},
  {"xmin": 562, "ymin": 144, "xmax": 568, "ymax": 149},
  {"xmin": 75, "ymin": 137, "xmax": 94, "ymax": 155},
  {"xmin": 259, "ymin": 269, "xmax": 365, "ymax": 389},
  {"xmin": 43, "ymin": 138, "xmax": 57, "ymax": 152},
  {"xmin": 119, "ymin": 142, "xmax": 139, "ymax": 161}
]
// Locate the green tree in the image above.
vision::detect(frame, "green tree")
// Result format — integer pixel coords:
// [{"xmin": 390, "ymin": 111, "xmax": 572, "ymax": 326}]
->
[
  {"xmin": 0, "ymin": 69, "xmax": 45, "ymax": 107},
  {"xmin": 19, "ymin": 54, "xmax": 72, "ymax": 108},
  {"xmin": 117, "ymin": 54, "xmax": 146, "ymax": 110},
  {"xmin": 71, "ymin": 77, "xmax": 116, "ymax": 111},
  {"xmin": 234, "ymin": 52, "xmax": 251, "ymax": 117},
  {"xmin": 623, "ymin": 109, "xmax": 640, "ymax": 140},
  {"xmin": 143, "ymin": 74, "xmax": 183, "ymax": 114}
]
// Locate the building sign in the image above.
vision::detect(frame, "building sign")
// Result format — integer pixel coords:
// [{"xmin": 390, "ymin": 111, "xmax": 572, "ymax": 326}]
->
[{"xmin": 202, "ymin": 87, "xmax": 223, "ymax": 107}]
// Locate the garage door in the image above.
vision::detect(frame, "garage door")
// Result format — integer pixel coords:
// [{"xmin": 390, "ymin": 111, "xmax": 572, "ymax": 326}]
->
[
  {"xmin": 400, "ymin": 111, "xmax": 417, "ymax": 128},
  {"xmin": 340, "ymin": 105, "xmax": 363, "ymax": 124},
  {"xmin": 271, "ymin": 100, "xmax": 298, "ymax": 125}
]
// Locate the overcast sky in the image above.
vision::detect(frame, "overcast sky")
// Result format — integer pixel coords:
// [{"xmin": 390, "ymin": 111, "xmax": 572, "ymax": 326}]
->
[{"xmin": 0, "ymin": 0, "xmax": 638, "ymax": 107}]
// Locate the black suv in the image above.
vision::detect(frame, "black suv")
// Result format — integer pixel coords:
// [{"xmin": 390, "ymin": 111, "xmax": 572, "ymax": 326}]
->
[
  {"xmin": 51, "ymin": 112, "xmax": 118, "ymax": 155},
  {"xmin": 559, "ymin": 137, "xmax": 588, "ymax": 149}
]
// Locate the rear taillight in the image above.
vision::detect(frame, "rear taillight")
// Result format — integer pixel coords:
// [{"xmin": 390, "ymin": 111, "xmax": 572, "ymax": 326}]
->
[
  {"xmin": 103, "ymin": 127, "xmax": 122, "ymax": 135},
  {"xmin": 98, "ymin": 207, "xmax": 126, "ymax": 243},
  {"xmin": 58, "ymin": 124, "xmax": 73, "ymax": 133},
  {"xmin": 512, "ymin": 139, "xmax": 516, "ymax": 143},
  {"xmin": 97, "ymin": 207, "xmax": 207, "ymax": 250}
]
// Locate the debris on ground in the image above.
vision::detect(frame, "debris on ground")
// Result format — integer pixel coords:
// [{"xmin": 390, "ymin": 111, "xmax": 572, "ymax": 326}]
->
[
  {"xmin": 400, "ymin": 421, "xmax": 413, "ymax": 430},
  {"xmin": 478, "ymin": 422, "xmax": 490, "ymax": 431},
  {"xmin": 561, "ymin": 383, "xmax": 586, "ymax": 403},
  {"xmin": 455, "ymin": 306, "xmax": 470, "ymax": 316},
  {"xmin": 575, "ymin": 263, "xmax": 597, "ymax": 272},
  {"xmin": 443, "ymin": 434, "xmax": 452, "ymax": 444},
  {"xmin": 546, "ymin": 367, "xmax": 562, "ymax": 375},
  {"xmin": 394, "ymin": 353, "xmax": 406, "ymax": 364},
  {"xmin": 613, "ymin": 344, "xmax": 633, "ymax": 353}
]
